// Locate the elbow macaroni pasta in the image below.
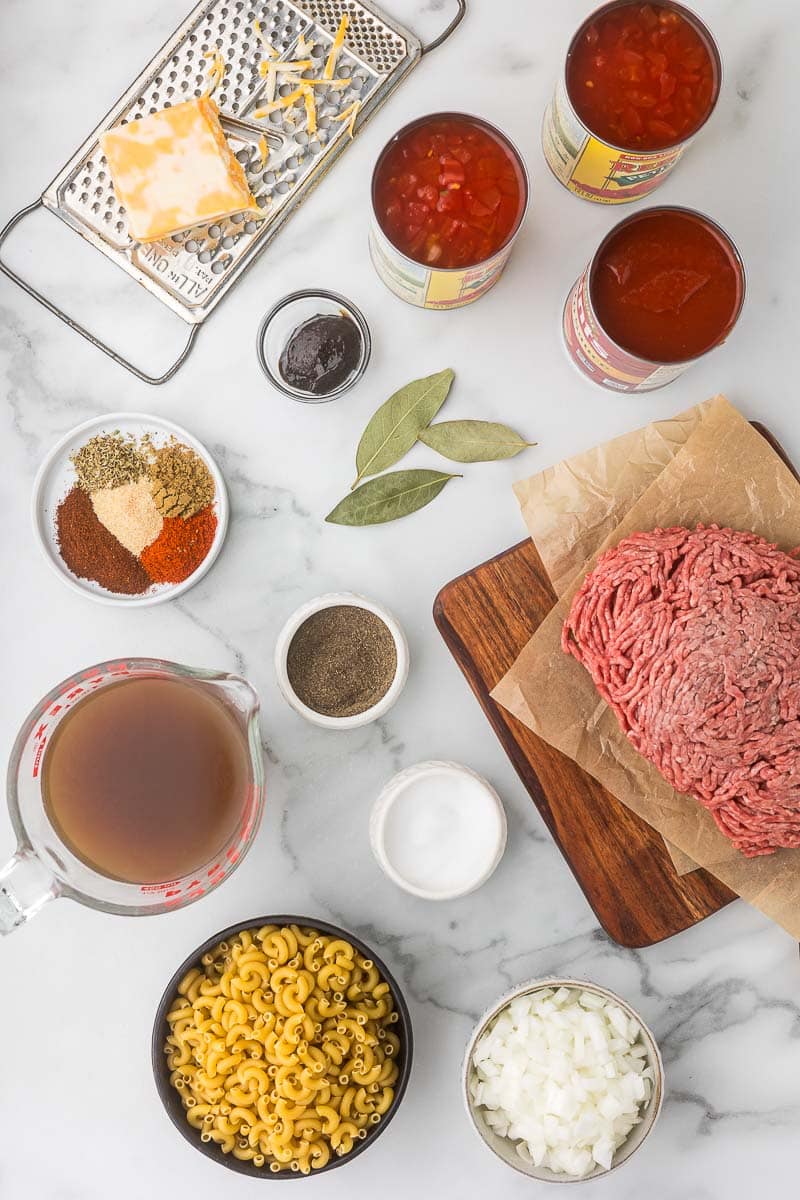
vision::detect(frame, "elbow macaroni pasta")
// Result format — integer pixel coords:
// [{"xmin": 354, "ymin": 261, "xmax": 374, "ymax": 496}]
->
[{"xmin": 165, "ymin": 925, "xmax": 401, "ymax": 1174}]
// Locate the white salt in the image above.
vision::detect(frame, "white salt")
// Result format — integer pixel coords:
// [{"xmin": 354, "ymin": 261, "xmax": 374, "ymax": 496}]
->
[{"xmin": 381, "ymin": 766, "xmax": 504, "ymax": 896}]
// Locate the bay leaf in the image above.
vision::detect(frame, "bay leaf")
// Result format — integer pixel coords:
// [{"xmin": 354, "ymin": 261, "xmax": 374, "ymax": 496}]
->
[
  {"xmin": 419, "ymin": 420, "xmax": 536, "ymax": 463},
  {"xmin": 327, "ymin": 469, "xmax": 459, "ymax": 526},
  {"xmin": 353, "ymin": 368, "xmax": 455, "ymax": 488}
]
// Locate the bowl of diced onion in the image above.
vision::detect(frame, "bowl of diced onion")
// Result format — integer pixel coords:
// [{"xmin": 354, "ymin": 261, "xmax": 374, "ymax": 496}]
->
[{"xmin": 463, "ymin": 979, "xmax": 664, "ymax": 1183}]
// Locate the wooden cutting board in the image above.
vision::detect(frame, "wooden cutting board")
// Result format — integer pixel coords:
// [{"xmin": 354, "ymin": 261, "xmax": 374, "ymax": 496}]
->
[{"xmin": 433, "ymin": 423, "xmax": 793, "ymax": 948}]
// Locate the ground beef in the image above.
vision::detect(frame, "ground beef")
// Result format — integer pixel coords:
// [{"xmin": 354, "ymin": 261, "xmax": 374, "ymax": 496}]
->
[{"xmin": 563, "ymin": 525, "xmax": 800, "ymax": 857}]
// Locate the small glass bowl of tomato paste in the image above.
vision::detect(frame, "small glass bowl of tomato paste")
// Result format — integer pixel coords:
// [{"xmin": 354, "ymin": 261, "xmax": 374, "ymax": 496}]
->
[
  {"xmin": 563, "ymin": 206, "xmax": 745, "ymax": 392},
  {"xmin": 543, "ymin": 2, "xmax": 721, "ymax": 203},
  {"xmin": 370, "ymin": 113, "xmax": 529, "ymax": 310}
]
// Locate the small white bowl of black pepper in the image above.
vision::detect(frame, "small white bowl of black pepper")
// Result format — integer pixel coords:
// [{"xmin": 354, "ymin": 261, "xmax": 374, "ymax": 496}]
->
[{"xmin": 274, "ymin": 593, "xmax": 409, "ymax": 729}]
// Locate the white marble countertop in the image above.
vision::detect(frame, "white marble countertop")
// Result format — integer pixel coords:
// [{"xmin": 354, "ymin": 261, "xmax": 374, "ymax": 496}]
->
[{"xmin": 2, "ymin": 0, "xmax": 799, "ymax": 1196}]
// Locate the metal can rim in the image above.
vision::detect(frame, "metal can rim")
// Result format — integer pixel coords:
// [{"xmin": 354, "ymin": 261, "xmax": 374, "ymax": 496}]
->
[
  {"xmin": 580, "ymin": 204, "xmax": 747, "ymax": 370},
  {"xmin": 560, "ymin": 0, "xmax": 723, "ymax": 155},
  {"xmin": 370, "ymin": 110, "xmax": 530, "ymax": 275}
]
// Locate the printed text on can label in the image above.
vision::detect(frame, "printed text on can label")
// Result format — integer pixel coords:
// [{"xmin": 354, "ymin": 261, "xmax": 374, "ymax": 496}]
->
[{"xmin": 542, "ymin": 78, "xmax": 686, "ymax": 204}]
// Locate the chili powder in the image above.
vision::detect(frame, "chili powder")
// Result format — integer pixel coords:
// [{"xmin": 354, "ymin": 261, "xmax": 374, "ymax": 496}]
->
[
  {"xmin": 56, "ymin": 486, "xmax": 151, "ymax": 595},
  {"xmin": 140, "ymin": 506, "xmax": 218, "ymax": 584}
]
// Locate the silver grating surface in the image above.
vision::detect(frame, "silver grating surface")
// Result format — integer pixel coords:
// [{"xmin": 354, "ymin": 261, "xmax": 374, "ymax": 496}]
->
[
  {"xmin": 299, "ymin": 0, "xmax": 409, "ymax": 71},
  {"xmin": 42, "ymin": 0, "xmax": 419, "ymax": 323}
]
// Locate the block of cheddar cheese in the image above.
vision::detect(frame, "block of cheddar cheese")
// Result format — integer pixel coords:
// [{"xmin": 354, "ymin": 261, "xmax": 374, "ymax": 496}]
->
[{"xmin": 99, "ymin": 96, "xmax": 260, "ymax": 243}]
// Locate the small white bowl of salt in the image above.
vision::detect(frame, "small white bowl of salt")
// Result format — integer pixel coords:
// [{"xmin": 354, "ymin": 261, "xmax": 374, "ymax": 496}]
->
[{"xmin": 369, "ymin": 761, "xmax": 506, "ymax": 900}]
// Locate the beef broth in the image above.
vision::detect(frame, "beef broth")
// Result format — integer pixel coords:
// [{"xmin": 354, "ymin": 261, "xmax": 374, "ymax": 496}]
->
[{"xmin": 42, "ymin": 676, "xmax": 250, "ymax": 884}]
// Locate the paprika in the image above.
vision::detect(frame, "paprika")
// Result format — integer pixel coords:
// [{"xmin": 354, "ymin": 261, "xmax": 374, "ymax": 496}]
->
[{"xmin": 140, "ymin": 506, "xmax": 218, "ymax": 584}]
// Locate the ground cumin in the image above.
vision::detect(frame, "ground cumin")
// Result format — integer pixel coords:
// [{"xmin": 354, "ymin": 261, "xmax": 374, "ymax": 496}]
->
[
  {"xmin": 56, "ymin": 487, "xmax": 151, "ymax": 595},
  {"xmin": 148, "ymin": 442, "xmax": 215, "ymax": 519}
]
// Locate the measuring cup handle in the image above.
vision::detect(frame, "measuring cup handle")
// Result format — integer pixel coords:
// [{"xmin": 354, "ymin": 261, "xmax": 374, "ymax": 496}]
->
[
  {"xmin": 420, "ymin": 0, "xmax": 466, "ymax": 54},
  {"xmin": 0, "ymin": 199, "xmax": 200, "ymax": 385},
  {"xmin": 0, "ymin": 848, "xmax": 60, "ymax": 935}
]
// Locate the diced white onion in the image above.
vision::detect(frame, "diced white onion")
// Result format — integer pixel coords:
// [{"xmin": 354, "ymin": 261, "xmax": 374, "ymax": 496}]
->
[{"xmin": 471, "ymin": 987, "xmax": 653, "ymax": 1178}]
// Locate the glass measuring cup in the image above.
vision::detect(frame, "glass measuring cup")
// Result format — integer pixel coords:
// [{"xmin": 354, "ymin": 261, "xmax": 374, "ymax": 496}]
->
[{"xmin": 0, "ymin": 659, "xmax": 264, "ymax": 935}]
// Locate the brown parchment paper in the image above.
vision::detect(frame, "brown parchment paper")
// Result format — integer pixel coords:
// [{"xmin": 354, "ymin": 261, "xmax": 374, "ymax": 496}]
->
[
  {"xmin": 512, "ymin": 401, "xmax": 708, "ymax": 599},
  {"xmin": 492, "ymin": 395, "xmax": 800, "ymax": 938},
  {"xmin": 513, "ymin": 401, "xmax": 715, "ymax": 875}
]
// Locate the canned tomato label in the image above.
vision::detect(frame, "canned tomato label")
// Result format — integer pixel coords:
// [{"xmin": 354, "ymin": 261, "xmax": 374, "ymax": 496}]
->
[
  {"xmin": 563, "ymin": 268, "xmax": 688, "ymax": 390},
  {"xmin": 543, "ymin": 77, "xmax": 687, "ymax": 204},
  {"xmin": 370, "ymin": 112, "xmax": 529, "ymax": 311},
  {"xmin": 543, "ymin": 1, "xmax": 721, "ymax": 204},
  {"xmin": 563, "ymin": 206, "xmax": 745, "ymax": 393},
  {"xmin": 368, "ymin": 223, "xmax": 516, "ymax": 310}
]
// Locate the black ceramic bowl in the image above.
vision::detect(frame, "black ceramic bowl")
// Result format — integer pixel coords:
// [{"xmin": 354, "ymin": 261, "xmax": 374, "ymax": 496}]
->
[{"xmin": 152, "ymin": 915, "xmax": 413, "ymax": 1179}]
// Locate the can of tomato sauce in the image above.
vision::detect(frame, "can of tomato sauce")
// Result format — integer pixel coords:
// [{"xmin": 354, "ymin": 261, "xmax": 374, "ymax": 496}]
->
[
  {"xmin": 563, "ymin": 206, "xmax": 745, "ymax": 392},
  {"xmin": 542, "ymin": 1, "xmax": 721, "ymax": 204},
  {"xmin": 369, "ymin": 112, "xmax": 529, "ymax": 310}
]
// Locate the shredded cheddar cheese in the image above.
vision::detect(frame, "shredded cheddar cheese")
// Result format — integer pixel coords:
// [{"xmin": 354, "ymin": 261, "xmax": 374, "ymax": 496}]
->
[
  {"xmin": 263, "ymin": 62, "xmax": 278, "ymax": 103},
  {"xmin": 253, "ymin": 19, "xmax": 278, "ymax": 58},
  {"xmin": 252, "ymin": 86, "xmax": 305, "ymax": 119},
  {"xmin": 258, "ymin": 57, "xmax": 312, "ymax": 77},
  {"xmin": 259, "ymin": 54, "xmax": 313, "ymax": 110},
  {"xmin": 204, "ymin": 49, "xmax": 227, "ymax": 97},
  {"xmin": 249, "ymin": 15, "xmax": 355, "ymax": 142},
  {"xmin": 258, "ymin": 134, "xmax": 269, "ymax": 169},
  {"xmin": 306, "ymin": 76, "xmax": 351, "ymax": 89},
  {"xmin": 334, "ymin": 99, "xmax": 361, "ymax": 139},
  {"xmin": 323, "ymin": 14, "xmax": 349, "ymax": 80},
  {"xmin": 302, "ymin": 85, "xmax": 318, "ymax": 136}
]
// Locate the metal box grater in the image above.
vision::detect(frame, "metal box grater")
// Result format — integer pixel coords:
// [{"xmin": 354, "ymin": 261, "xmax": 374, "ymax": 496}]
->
[{"xmin": 0, "ymin": 0, "xmax": 465, "ymax": 383}]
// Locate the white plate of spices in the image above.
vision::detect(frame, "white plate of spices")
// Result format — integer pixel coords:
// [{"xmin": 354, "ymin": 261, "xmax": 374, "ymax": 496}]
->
[{"xmin": 32, "ymin": 412, "xmax": 228, "ymax": 606}]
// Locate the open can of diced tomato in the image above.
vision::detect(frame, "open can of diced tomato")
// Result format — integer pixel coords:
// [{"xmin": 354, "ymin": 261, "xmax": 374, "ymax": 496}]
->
[
  {"xmin": 563, "ymin": 205, "xmax": 745, "ymax": 392},
  {"xmin": 369, "ymin": 112, "xmax": 529, "ymax": 310},
  {"xmin": 542, "ymin": 1, "xmax": 721, "ymax": 204}
]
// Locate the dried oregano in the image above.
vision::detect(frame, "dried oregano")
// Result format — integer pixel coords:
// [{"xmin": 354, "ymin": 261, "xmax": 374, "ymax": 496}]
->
[{"xmin": 71, "ymin": 433, "xmax": 147, "ymax": 492}]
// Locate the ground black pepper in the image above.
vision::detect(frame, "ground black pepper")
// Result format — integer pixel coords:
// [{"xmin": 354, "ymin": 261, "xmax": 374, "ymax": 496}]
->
[{"xmin": 286, "ymin": 605, "xmax": 397, "ymax": 717}]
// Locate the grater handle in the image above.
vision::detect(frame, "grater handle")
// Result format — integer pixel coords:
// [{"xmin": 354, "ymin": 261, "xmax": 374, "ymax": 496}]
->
[
  {"xmin": 0, "ymin": 199, "xmax": 200, "ymax": 386},
  {"xmin": 420, "ymin": 0, "xmax": 466, "ymax": 54}
]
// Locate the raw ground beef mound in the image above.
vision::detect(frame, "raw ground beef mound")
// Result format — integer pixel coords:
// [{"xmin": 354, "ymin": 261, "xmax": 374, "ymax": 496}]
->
[{"xmin": 563, "ymin": 525, "xmax": 800, "ymax": 857}]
